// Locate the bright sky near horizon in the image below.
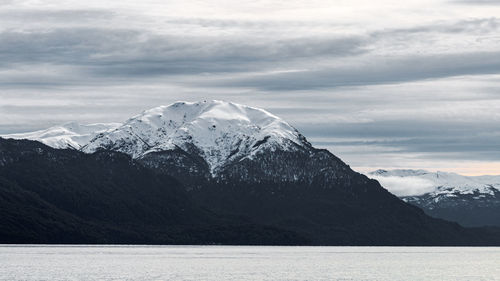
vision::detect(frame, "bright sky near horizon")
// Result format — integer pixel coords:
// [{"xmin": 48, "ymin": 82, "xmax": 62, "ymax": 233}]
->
[{"xmin": 1, "ymin": 0, "xmax": 500, "ymax": 175}]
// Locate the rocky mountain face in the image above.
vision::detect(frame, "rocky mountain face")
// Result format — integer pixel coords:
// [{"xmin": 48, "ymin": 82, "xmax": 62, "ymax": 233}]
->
[
  {"xmin": 79, "ymin": 101, "xmax": 357, "ymax": 189},
  {"xmin": 2, "ymin": 100, "xmax": 500, "ymax": 245},
  {"xmin": 82, "ymin": 101, "xmax": 308, "ymax": 171},
  {"xmin": 369, "ymin": 169, "xmax": 500, "ymax": 227}
]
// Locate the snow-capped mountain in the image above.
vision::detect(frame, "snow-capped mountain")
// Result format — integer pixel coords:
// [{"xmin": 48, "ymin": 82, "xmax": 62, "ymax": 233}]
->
[
  {"xmin": 2, "ymin": 100, "xmax": 350, "ymax": 186},
  {"xmin": 82, "ymin": 100, "xmax": 309, "ymax": 175},
  {"xmin": 2, "ymin": 122, "xmax": 120, "ymax": 149},
  {"xmin": 370, "ymin": 169, "xmax": 500, "ymax": 197},
  {"xmin": 4, "ymin": 135, "xmax": 499, "ymax": 245},
  {"xmin": 4, "ymin": 101, "xmax": 500, "ymax": 244},
  {"xmin": 369, "ymin": 169, "xmax": 500, "ymax": 227},
  {"xmin": 80, "ymin": 100, "xmax": 352, "ymax": 187}
]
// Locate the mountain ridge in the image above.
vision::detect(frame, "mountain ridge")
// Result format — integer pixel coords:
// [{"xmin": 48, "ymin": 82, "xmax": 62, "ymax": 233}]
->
[
  {"xmin": 1, "ymin": 122, "xmax": 120, "ymax": 150},
  {"xmin": 369, "ymin": 169, "xmax": 500, "ymax": 227},
  {"xmin": 83, "ymin": 101, "xmax": 310, "ymax": 176},
  {"xmin": 2, "ymin": 101, "xmax": 500, "ymax": 244},
  {"xmin": 3, "ymin": 136, "xmax": 500, "ymax": 245},
  {"xmin": 4, "ymin": 100, "xmax": 310, "ymax": 176}
]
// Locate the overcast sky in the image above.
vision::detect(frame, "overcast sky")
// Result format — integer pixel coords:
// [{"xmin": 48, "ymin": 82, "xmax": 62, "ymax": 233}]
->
[{"xmin": 1, "ymin": 0, "xmax": 500, "ymax": 175}]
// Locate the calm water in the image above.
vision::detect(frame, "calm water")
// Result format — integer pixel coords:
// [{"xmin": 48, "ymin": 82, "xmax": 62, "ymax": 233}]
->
[{"xmin": 0, "ymin": 245, "xmax": 499, "ymax": 280}]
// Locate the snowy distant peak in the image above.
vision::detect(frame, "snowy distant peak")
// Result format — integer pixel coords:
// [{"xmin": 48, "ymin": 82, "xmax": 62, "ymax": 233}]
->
[
  {"xmin": 368, "ymin": 169, "xmax": 500, "ymax": 197},
  {"xmin": 371, "ymin": 169, "xmax": 431, "ymax": 177},
  {"xmin": 2, "ymin": 122, "xmax": 120, "ymax": 149},
  {"xmin": 83, "ymin": 100, "xmax": 310, "ymax": 174}
]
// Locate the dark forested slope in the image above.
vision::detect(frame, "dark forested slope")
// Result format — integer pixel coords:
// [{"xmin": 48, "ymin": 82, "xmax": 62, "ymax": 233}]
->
[{"xmin": 1, "ymin": 138, "xmax": 499, "ymax": 245}]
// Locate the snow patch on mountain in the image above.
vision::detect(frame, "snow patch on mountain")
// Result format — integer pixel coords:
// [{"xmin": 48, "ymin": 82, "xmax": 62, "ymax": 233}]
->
[
  {"xmin": 369, "ymin": 169, "xmax": 500, "ymax": 198},
  {"xmin": 82, "ymin": 100, "xmax": 309, "ymax": 174},
  {"xmin": 2, "ymin": 122, "xmax": 120, "ymax": 149}
]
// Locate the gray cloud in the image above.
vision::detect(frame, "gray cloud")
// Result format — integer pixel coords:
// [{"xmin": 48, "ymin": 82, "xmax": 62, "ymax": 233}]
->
[
  {"xmin": 0, "ymin": 27, "xmax": 368, "ymax": 88},
  {"xmin": 1, "ymin": 3, "xmax": 500, "ymax": 175},
  {"xmin": 0, "ymin": 0, "xmax": 17, "ymax": 6},
  {"xmin": 207, "ymin": 51, "xmax": 500, "ymax": 90},
  {"xmin": 0, "ymin": 9, "xmax": 114, "ymax": 22},
  {"xmin": 299, "ymin": 119, "xmax": 500, "ymax": 163},
  {"xmin": 164, "ymin": 18, "xmax": 339, "ymax": 29},
  {"xmin": 0, "ymin": 16, "xmax": 498, "ymax": 88},
  {"xmin": 452, "ymin": 0, "xmax": 500, "ymax": 5},
  {"xmin": 368, "ymin": 175, "xmax": 436, "ymax": 196},
  {"xmin": 3, "ymin": 22, "xmax": 499, "ymax": 91},
  {"xmin": 0, "ymin": 27, "xmax": 366, "ymax": 65},
  {"xmin": 372, "ymin": 18, "xmax": 500, "ymax": 36},
  {"xmin": 166, "ymin": 17, "xmax": 500, "ymax": 36}
]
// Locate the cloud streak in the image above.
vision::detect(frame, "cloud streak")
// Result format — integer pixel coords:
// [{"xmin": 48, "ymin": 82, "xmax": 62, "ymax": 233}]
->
[
  {"xmin": 206, "ymin": 51, "xmax": 500, "ymax": 90},
  {"xmin": 452, "ymin": 0, "xmax": 500, "ymax": 5},
  {"xmin": 368, "ymin": 175, "xmax": 436, "ymax": 196}
]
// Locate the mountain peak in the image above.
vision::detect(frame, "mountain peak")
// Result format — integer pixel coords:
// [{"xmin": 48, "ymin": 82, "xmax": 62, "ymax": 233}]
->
[
  {"xmin": 82, "ymin": 100, "xmax": 310, "ymax": 174},
  {"xmin": 369, "ymin": 169, "xmax": 500, "ymax": 227},
  {"xmin": 368, "ymin": 168, "xmax": 500, "ymax": 197},
  {"xmin": 2, "ymin": 101, "xmax": 313, "ymax": 176},
  {"xmin": 127, "ymin": 100, "xmax": 287, "ymax": 132},
  {"xmin": 370, "ymin": 169, "xmax": 431, "ymax": 177},
  {"xmin": 2, "ymin": 122, "xmax": 120, "ymax": 150}
]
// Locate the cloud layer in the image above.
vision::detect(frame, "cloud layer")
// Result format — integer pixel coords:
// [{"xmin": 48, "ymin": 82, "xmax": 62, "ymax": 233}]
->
[
  {"xmin": 1, "ymin": 0, "xmax": 500, "ymax": 175},
  {"xmin": 368, "ymin": 176, "xmax": 436, "ymax": 196}
]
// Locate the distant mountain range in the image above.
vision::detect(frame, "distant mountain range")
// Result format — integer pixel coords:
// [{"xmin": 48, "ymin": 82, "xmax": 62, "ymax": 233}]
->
[
  {"xmin": 2, "ymin": 100, "xmax": 499, "ymax": 245},
  {"xmin": 4, "ymin": 122, "xmax": 120, "ymax": 150},
  {"xmin": 369, "ymin": 169, "xmax": 500, "ymax": 227}
]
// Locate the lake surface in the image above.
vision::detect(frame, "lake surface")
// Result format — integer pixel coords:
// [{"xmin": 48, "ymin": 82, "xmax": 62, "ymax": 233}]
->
[{"xmin": 0, "ymin": 245, "xmax": 499, "ymax": 280}]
